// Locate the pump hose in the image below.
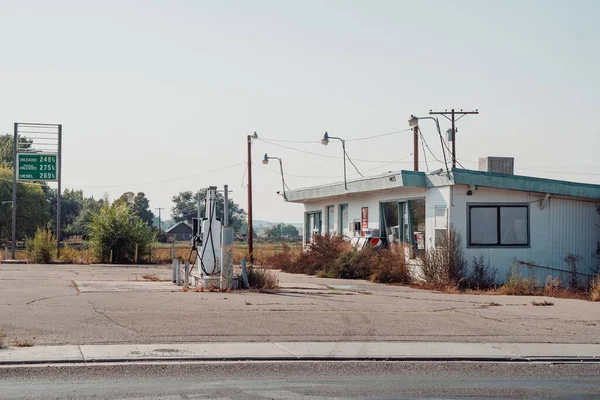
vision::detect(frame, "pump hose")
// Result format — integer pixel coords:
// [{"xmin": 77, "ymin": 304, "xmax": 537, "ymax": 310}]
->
[{"xmin": 199, "ymin": 198, "xmax": 220, "ymax": 276}]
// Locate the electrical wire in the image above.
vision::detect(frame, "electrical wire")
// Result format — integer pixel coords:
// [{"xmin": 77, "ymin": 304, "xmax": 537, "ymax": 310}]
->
[
  {"xmin": 344, "ymin": 150, "xmax": 364, "ymax": 177},
  {"xmin": 440, "ymin": 134, "xmax": 466, "ymax": 169},
  {"xmin": 418, "ymin": 127, "xmax": 444, "ymax": 164},
  {"xmin": 419, "ymin": 131, "xmax": 429, "ymax": 171}
]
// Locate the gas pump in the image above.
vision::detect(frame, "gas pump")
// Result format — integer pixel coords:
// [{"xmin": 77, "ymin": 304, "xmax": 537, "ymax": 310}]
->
[{"xmin": 191, "ymin": 186, "xmax": 222, "ymax": 286}]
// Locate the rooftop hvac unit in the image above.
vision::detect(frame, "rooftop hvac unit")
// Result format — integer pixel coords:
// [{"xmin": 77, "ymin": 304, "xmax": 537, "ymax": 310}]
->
[{"xmin": 478, "ymin": 157, "xmax": 514, "ymax": 175}]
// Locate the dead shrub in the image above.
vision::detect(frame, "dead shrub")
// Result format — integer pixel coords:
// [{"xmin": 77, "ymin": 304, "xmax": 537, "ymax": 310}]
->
[
  {"xmin": 370, "ymin": 244, "xmax": 411, "ymax": 284},
  {"xmin": 590, "ymin": 274, "xmax": 600, "ymax": 302},
  {"xmin": 499, "ymin": 261, "xmax": 538, "ymax": 296},
  {"xmin": 464, "ymin": 255, "xmax": 497, "ymax": 290},
  {"xmin": 264, "ymin": 243, "xmax": 295, "ymax": 270},
  {"xmin": 14, "ymin": 338, "xmax": 34, "ymax": 347},
  {"xmin": 421, "ymin": 227, "xmax": 467, "ymax": 285},
  {"xmin": 532, "ymin": 299, "xmax": 554, "ymax": 306},
  {"xmin": 247, "ymin": 267, "xmax": 279, "ymax": 290},
  {"xmin": 564, "ymin": 253, "xmax": 582, "ymax": 291},
  {"xmin": 142, "ymin": 274, "xmax": 161, "ymax": 282},
  {"xmin": 0, "ymin": 328, "xmax": 5, "ymax": 348}
]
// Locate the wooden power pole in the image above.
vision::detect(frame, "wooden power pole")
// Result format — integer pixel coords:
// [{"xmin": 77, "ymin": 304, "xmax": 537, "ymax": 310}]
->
[
  {"xmin": 413, "ymin": 126, "xmax": 419, "ymax": 171},
  {"xmin": 429, "ymin": 109, "xmax": 478, "ymax": 168}
]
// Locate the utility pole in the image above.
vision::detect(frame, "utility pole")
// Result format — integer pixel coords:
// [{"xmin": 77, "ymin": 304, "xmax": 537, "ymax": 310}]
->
[
  {"xmin": 155, "ymin": 207, "xmax": 164, "ymax": 234},
  {"xmin": 429, "ymin": 109, "xmax": 478, "ymax": 168},
  {"xmin": 247, "ymin": 133, "xmax": 255, "ymax": 264},
  {"xmin": 413, "ymin": 126, "xmax": 419, "ymax": 171}
]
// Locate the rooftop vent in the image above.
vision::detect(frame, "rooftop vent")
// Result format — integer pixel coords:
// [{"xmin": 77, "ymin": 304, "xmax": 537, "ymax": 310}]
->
[{"xmin": 478, "ymin": 157, "xmax": 514, "ymax": 175}]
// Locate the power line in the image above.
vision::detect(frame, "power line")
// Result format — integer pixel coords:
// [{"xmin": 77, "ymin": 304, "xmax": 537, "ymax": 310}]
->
[
  {"xmin": 77, "ymin": 162, "xmax": 246, "ymax": 189},
  {"xmin": 258, "ymin": 128, "xmax": 412, "ymax": 144},
  {"xmin": 258, "ymin": 138, "xmax": 414, "ymax": 164}
]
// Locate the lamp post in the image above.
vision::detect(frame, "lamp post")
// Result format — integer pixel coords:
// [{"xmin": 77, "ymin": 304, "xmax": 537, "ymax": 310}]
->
[
  {"xmin": 246, "ymin": 131, "xmax": 258, "ymax": 264},
  {"xmin": 321, "ymin": 132, "xmax": 347, "ymax": 190},
  {"xmin": 262, "ymin": 153, "xmax": 287, "ymax": 201}
]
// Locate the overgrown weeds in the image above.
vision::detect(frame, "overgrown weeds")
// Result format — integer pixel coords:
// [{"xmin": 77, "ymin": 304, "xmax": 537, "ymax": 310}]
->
[
  {"xmin": 465, "ymin": 255, "xmax": 497, "ymax": 290},
  {"xmin": 27, "ymin": 228, "xmax": 56, "ymax": 264},
  {"xmin": 590, "ymin": 274, "xmax": 600, "ymax": 302},
  {"xmin": 369, "ymin": 244, "xmax": 411, "ymax": 284},
  {"xmin": 421, "ymin": 227, "xmax": 467, "ymax": 286},
  {"xmin": 246, "ymin": 267, "xmax": 279, "ymax": 290},
  {"xmin": 282, "ymin": 234, "xmax": 348, "ymax": 275},
  {"xmin": 0, "ymin": 328, "xmax": 5, "ymax": 348},
  {"xmin": 498, "ymin": 261, "xmax": 537, "ymax": 295}
]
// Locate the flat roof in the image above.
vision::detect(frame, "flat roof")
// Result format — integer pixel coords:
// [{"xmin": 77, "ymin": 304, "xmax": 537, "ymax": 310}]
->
[{"xmin": 285, "ymin": 168, "xmax": 600, "ymax": 203}]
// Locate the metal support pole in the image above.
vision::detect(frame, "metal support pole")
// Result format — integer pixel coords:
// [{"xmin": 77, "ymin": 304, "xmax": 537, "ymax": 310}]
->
[
  {"xmin": 341, "ymin": 139, "xmax": 347, "ymax": 190},
  {"xmin": 57, "ymin": 124, "xmax": 62, "ymax": 258},
  {"xmin": 11, "ymin": 123, "xmax": 17, "ymax": 260},
  {"xmin": 184, "ymin": 261, "xmax": 190, "ymax": 287},
  {"xmin": 247, "ymin": 135, "xmax": 254, "ymax": 264},
  {"xmin": 176, "ymin": 260, "xmax": 182, "ymax": 286},
  {"xmin": 172, "ymin": 259, "xmax": 177, "ymax": 283},
  {"xmin": 224, "ymin": 184, "xmax": 229, "ymax": 227},
  {"xmin": 278, "ymin": 159, "xmax": 287, "ymax": 201},
  {"xmin": 451, "ymin": 109, "xmax": 456, "ymax": 169},
  {"xmin": 413, "ymin": 126, "xmax": 419, "ymax": 172}
]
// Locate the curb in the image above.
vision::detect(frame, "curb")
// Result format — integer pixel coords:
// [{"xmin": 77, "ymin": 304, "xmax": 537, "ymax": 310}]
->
[{"xmin": 1, "ymin": 342, "xmax": 599, "ymax": 366}]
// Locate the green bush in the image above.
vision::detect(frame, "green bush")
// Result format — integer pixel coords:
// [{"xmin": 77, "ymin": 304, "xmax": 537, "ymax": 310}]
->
[
  {"xmin": 27, "ymin": 228, "xmax": 56, "ymax": 263},
  {"xmin": 88, "ymin": 203, "xmax": 155, "ymax": 263},
  {"xmin": 330, "ymin": 247, "xmax": 374, "ymax": 279}
]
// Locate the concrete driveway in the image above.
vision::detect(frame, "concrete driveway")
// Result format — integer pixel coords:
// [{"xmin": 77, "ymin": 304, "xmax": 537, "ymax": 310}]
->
[{"xmin": 0, "ymin": 264, "xmax": 598, "ymax": 346}]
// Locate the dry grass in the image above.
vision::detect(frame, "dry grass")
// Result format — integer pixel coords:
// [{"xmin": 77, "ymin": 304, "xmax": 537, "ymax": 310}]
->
[
  {"xmin": 0, "ymin": 328, "xmax": 5, "ymax": 348},
  {"xmin": 233, "ymin": 242, "xmax": 302, "ymax": 266},
  {"xmin": 151, "ymin": 246, "xmax": 192, "ymax": 264},
  {"xmin": 14, "ymin": 338, "xmax": 34, "ymax": 347},
  {"xmin": 141, "ymin": 274, "xmax": 161, "ymax": 282},
  {"xmin": 532, "ymin": 299, "xmax": 554, "ymax": 306}
]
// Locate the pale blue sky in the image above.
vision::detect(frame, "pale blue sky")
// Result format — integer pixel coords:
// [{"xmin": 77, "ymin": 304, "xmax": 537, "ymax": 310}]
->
[{"xmin": 1, "ymin": 0, "xmax": 599, "ymax": 223}]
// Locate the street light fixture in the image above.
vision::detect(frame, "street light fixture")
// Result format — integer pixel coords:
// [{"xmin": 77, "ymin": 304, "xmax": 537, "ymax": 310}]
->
[
  {"xmin": 408, "ymin": 114, "xmax": 449, "ymax": 173},
  {"xmin": 320, "ymin": 132, "xmax": 348, "ymax": 190},
  {"xmin": 263, "ymin": 153, "xmax": 288, "ymax": 201}
]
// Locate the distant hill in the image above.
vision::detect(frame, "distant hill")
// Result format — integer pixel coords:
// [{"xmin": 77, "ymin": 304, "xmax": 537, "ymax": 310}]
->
[{"xmin": 253, "ymin": 220, "xmax": 303, "ymax": 236}]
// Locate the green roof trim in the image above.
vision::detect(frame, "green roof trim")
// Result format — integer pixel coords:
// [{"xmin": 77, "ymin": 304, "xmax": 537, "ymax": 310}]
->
[{"xmin": 452, "ymin": 169, "xmax": 600, "ymax": 199}]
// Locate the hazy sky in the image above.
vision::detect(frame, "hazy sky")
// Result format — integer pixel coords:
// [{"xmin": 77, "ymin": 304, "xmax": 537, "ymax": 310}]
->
[{"xmin": 1, "ymin": 0, "xmax": 599, "ymax": 223}]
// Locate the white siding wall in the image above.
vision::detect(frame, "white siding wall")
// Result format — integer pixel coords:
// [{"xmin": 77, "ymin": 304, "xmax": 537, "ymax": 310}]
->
[
  {"xmin": 451, "ymin": 185, "xmax": 600, "ymax": 281},
  {"xmin": 303, "ymin": 187, "xmax": 429, "ymax": 244}
]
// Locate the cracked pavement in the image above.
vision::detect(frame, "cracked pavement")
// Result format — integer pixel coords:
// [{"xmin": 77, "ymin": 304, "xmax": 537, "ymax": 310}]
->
[{"xmin": 0, "ymin": 264, "xmax": 599, "ymax": 345}]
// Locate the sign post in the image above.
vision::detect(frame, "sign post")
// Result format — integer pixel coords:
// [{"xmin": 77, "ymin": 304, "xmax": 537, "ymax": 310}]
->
[{"xmin": 12, "ymin": 123, "xmax": 62, "ymax": 259}]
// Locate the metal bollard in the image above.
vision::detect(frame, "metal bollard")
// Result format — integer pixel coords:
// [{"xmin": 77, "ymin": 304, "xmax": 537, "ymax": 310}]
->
[
  {"xmin": 172, "ymin": 259, "xmax": 177, "ymax": 283},
  {"xmin": 176, "ymin": 260, "xmax": 182, "ymax": 286},
  {"xmin": 184, "ymin": 261, "xmax": 190, "ymax": 287},
  {"xmin": 241, "ymin": 258, "xmax": 249, "ymax": 289}
]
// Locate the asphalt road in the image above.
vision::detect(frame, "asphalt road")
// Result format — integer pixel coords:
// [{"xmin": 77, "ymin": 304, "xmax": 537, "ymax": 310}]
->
[
  {"xmin": 1, "ymin": 361, "xmax": 600, "ymax": 399},
  {"xmin": 1, "ymin": 264, "xmax": 599, "ymax": 345}
]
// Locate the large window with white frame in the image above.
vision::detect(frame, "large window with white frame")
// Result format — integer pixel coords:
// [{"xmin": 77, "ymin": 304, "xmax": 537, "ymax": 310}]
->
[{"xmin": 468, "ymin": 204, "xmax": 529, "ymax": 247}]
